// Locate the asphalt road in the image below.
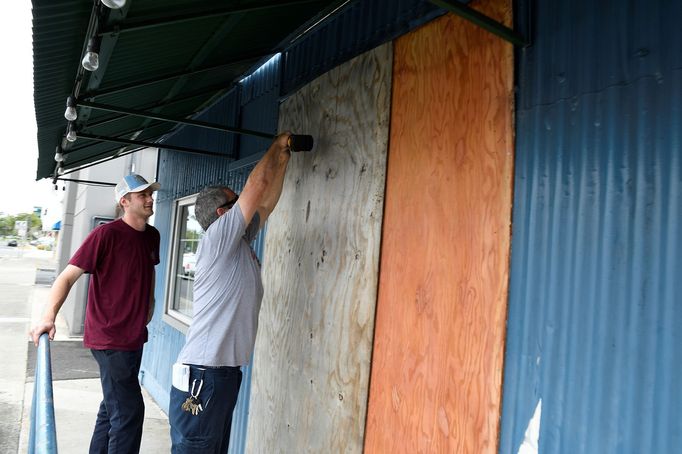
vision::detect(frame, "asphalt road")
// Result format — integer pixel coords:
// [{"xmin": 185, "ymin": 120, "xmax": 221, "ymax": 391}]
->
[{"xmin": 0, "ymin": 247, "xmax": 53, "ymax": 453}]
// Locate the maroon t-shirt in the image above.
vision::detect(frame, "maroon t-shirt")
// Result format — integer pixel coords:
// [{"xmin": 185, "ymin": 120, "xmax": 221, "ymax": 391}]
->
[{"xmin": 69, "ymin": 218, "xmax": 160, "ymax": 350}]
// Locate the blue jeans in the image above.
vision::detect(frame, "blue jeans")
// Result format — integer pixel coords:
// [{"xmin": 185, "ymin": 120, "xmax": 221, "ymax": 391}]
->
[
  {"xmin": 169, "ymin": 365, "xmax": 242, "ymax": 453},
  {"xmin": 89, "ymin": 349, "xmax": 145, "ymax": 454}
]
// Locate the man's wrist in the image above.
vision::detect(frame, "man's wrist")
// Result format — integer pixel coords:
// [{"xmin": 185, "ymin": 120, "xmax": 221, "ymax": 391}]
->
[{"xmin": 40, "ymin": 314, "xmax": 56, "ymax": 325}]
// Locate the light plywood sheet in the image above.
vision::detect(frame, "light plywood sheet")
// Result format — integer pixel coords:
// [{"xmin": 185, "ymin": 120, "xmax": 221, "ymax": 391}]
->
[
  {"xmin": 246, "ymin": 43, "xmax": 392, "ymax": 453},
  {"xmin": 364, "ymin": 0, "xmax": 514, "ymax": 452}
]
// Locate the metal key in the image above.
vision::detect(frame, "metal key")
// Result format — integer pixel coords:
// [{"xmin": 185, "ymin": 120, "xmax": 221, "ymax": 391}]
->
[
  {"xmin": 182, "ymin": 395, "xmax": 203, "ymax": 414},
  {"xmin": 193, "ymin": 398, "xmax": 203, "ymax": 415},
  {"xmin": 181, "ymin": 379, "xmax": 204, "ymax": 415},
  {"xmin": 181, "ymin": 396, "xmax": 195, "ymax": 413}
]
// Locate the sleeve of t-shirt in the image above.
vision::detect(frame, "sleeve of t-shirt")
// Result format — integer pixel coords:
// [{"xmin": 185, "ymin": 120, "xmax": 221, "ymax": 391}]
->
[
  {"xmin": 150, "ymin": 226, "xmax": 161, "ymax": 265},
  {"xmin": 69, "ymin": 226, "xmax": 105, "ymax": 273},
  {"xmin": 244, "ymin": 211, "xmax": 261, "ymax": 243},
  {"xmin": 206, "ymin": 204, "xmax": 248, "ymax": 255}
]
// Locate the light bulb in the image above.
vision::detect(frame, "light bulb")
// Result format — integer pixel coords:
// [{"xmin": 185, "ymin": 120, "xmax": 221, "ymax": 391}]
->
[
  {"xmin": 82, "ymin": 51, "xmax": 99, "ymax": 71},
  {"xmin": 66, "ymin": 123, "xmax": 77, "ymax": 142},
  {"xmin": 57, "ymin": 166, "xmax": 65, "ymax": 175},
  {"xmin": 64, "ymin": 106, "xmax": 77, "ymax": 121},
  {"xmin": 82, "ymin": 37, "xmax": 101, "ymax": 72},
  {"xmin": 54, "ymin": 152, "xmax": 64, "ymax": 162},
  {"xmin": 101, "ymin": 0, "xmax": 126, "ymax": 9},
  {"xmin": 64, "ymin": 96, "xmax": 77, "ymax": 121}
]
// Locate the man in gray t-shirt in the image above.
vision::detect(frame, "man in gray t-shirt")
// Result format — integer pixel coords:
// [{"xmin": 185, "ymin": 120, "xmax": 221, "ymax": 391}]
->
[{"xmin": 170, "ymin": 133, "xmax": 292, "ymax": 453}]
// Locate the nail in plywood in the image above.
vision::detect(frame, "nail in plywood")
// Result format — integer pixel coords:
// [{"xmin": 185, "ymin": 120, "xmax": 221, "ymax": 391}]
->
[
  {"xmin": 246, "ymin": 43, "xmax": 392, "ymax": 453},
  {"xmin": 364, "ymin": 0, "xmax": 514, "ymax": 452}
]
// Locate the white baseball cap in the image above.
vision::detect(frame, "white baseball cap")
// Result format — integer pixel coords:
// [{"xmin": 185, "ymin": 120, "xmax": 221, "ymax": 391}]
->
[{"xmin": 114, "ymin": 174, "xmax": 161, "ymax": 202}]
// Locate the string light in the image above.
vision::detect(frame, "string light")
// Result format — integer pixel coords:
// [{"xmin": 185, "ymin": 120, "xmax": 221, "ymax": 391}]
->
[
  {"xmin": 66, "ymin": 122, "xmax": 78, "ymax": 142},
  {"xmin": 101, "ymin": 0, "xmax": 126, "ymax": 9},
  {"xmin": 82, "ymin": 37, "xmax": 101, "ymax": 71},
  {"xmin": 54, "ymin": 146, "xmax": 64, "ymax": 163},
  {"xmin": 64, "ymin": 96, "xmax": 77, "ymax": 121}
]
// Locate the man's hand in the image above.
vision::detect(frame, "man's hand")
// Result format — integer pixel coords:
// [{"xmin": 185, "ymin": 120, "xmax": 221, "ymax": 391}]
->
[
  {"xmin": 30, "ymin": 320, "xmax": 56, "ymax": 346},
  {"xmin": 276, "ymin": 131, "xmax": 292, "ymax": 152}
]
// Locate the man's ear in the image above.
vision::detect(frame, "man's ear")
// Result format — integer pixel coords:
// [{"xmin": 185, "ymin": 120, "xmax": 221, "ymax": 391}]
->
[{"xmin": 216, "ymin": 207, "xmax": 225, "ymax": 217}]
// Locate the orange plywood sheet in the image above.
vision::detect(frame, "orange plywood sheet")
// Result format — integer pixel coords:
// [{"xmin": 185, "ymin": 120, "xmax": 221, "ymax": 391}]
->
[{"xmin": 364, "ymin": 1, "xmax": 514, "ymax": 453}]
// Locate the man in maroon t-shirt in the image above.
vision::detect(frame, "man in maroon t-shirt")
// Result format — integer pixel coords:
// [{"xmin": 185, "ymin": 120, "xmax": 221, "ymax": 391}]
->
[{"xmin": 30, "ymin": 173, "xmax": 161, "ymax": 454}]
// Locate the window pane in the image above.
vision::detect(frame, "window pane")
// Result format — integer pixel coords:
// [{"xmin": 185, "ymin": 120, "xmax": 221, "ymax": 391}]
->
[{"xmin": 171, "ymin": 204, "xmax": 202, "ymax": 317}]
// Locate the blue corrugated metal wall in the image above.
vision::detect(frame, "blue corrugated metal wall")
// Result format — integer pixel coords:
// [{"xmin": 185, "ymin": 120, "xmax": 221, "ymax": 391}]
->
[
  {"xmin": 282, "ymin": 0, "xmax": 443, "ymax": 96},
  {"xmin": 240, "ymin": 55, "xmax": 281, "ymax": 156},
  {"xmin": 500, "ymin": 0, "xmax": 682, "ymax": 453}
]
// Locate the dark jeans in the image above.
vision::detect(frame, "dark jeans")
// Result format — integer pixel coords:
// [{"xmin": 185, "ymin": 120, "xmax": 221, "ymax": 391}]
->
[
  {"xmin": 89, "ymin": 349, "xmax": 145, "ymax": 454},
  {"xmin": 169, "ymin": 365, "xmax": 242, "ymax": 453}
]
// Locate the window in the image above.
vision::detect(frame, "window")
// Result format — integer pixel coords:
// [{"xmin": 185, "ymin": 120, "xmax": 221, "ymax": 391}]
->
[{"xmin": 165, "ymin": 195, "xmax": 203, "ymax": 328}]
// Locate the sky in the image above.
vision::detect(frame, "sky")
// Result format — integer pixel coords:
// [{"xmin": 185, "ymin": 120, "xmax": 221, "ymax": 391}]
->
[{"xmin": 0, "ymin": 2, "xmax": 62, "ymax": 220}]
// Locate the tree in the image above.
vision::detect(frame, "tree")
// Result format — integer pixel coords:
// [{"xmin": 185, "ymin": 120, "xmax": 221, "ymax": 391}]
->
[
  {"xmin": 0, "ymin": 216, "xmax": 14, "ymax": 236},
  {"xmin": 0, "ymin": 213, "xmax": 42, "ymax": 237}
]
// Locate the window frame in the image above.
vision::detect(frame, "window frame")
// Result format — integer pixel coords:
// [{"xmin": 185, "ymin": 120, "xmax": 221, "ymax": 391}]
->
[{"xmin": 162, "ymin": 193, "xmax": 200, "ymax": 333}]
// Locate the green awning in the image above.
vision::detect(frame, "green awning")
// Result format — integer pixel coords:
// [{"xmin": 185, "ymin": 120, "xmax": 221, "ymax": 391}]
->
[{"xmin": 32, "ymin": 0, "xmax": 343, "ymax": 180}]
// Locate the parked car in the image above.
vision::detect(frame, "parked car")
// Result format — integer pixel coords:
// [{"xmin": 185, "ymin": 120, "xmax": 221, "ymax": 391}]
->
[
  {"xmin": 7, "ymin": 240, "xmax": 18, "ymax": 247},
  {"xmin": 28, "ymin": 236, "xmax": 54, "ymax": 250}
]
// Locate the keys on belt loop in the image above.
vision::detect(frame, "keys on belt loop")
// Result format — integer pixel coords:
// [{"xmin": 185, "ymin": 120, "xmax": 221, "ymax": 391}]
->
[{"xmin": 181, "ymin": 376, "xmax": 204, "ymax": 415}]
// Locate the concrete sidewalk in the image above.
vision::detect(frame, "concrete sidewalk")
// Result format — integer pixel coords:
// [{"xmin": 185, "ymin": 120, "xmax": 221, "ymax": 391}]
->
[{"xmin": 1, "ymin": 248, "xmax": 170, "ymax": 453}]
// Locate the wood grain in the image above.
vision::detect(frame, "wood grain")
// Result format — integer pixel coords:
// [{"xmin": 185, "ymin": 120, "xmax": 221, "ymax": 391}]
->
[
  {"xmin": 246, "ymin": 43, "xmax": 392, "ymax": 453},
  {"xmin": 364, "ymin": 1, "xmax": 514, "ymax": 452}
]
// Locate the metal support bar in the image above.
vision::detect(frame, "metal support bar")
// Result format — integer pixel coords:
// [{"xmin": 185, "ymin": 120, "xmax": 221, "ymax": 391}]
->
[
  {"xmin": 77, "ymin": 132, "xmax": 236, "ymax": 159},
  {"xmin": 77, "ymin": 120, "xmax": 167, "ymax": 148},
  {"xmin": 54, "ymin": 177, "xmax": 116, "ymax": 187},
  {"xmin": 78, "ymin": 100, "xmax": 274, "ymax": 140},
  {"xmin": 59, "ymin": 146, "xmax": 147, "ymax": 177},
  {"xmin": 429, "ymin": 0, "xmax": 528, "ymax": 47},
  {"xmin": 83, "ymin": 84, "xmax": 230, "ymax": 130},
  {"xmin": 100, "ymin": 0, "xmax": 320, "ymax": 35},
  {"xmin": 65, "ymin": 128, "xmax": 165, "ymax": 155},
  {"xmin": 80, "ymin": 52, "xmax": 269, "ymax": 100},
  {"xmin": 63, "ymin": 128, "xmax": 171, "ymax": 169}
]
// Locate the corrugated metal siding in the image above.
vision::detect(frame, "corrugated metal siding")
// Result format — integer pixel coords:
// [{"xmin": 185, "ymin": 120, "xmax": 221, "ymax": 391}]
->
[
  {"xmin": 282, "ymin": 0, "xmax": 444, "ymax": 96},
  {"xmin": 239, "ymin": 55, "xmax": 281, "ymax": 159},
  {"xmin": 500, "ymin": 0, "xmax": 682, "ymax": 453},
  {"xmin": 162, "ymin": 88, "xmax": 241, "ymax": 172}
]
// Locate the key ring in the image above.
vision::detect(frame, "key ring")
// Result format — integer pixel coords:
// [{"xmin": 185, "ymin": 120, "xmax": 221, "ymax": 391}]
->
[{"xmin": 190, "ymin": 378, "xmax": 203, "ymax": 399}]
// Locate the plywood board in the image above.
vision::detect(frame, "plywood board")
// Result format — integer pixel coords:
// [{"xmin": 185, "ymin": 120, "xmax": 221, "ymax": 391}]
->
[
  {"xmin": 246, "ymin": 43, "xmax": 392, "ymax": 453},
  {"xmin": 364, "ymin": 1, "xmax": 514, "ymax": 452}
]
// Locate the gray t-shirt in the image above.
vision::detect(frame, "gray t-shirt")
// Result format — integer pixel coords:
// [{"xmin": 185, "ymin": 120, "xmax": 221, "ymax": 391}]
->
[{"xmin": 177, "ymin": 205, "xmax": 263, "ymax": 367}]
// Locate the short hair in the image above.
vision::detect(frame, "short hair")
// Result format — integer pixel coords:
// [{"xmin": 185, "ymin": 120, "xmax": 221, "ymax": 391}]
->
[
  {"xmin": 195, "ymin": 185, "xmax": 231, "ymax": 231},
  {"xmin": 116, "ymin": 193, "xmax": 132, "ymax": 213}
]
